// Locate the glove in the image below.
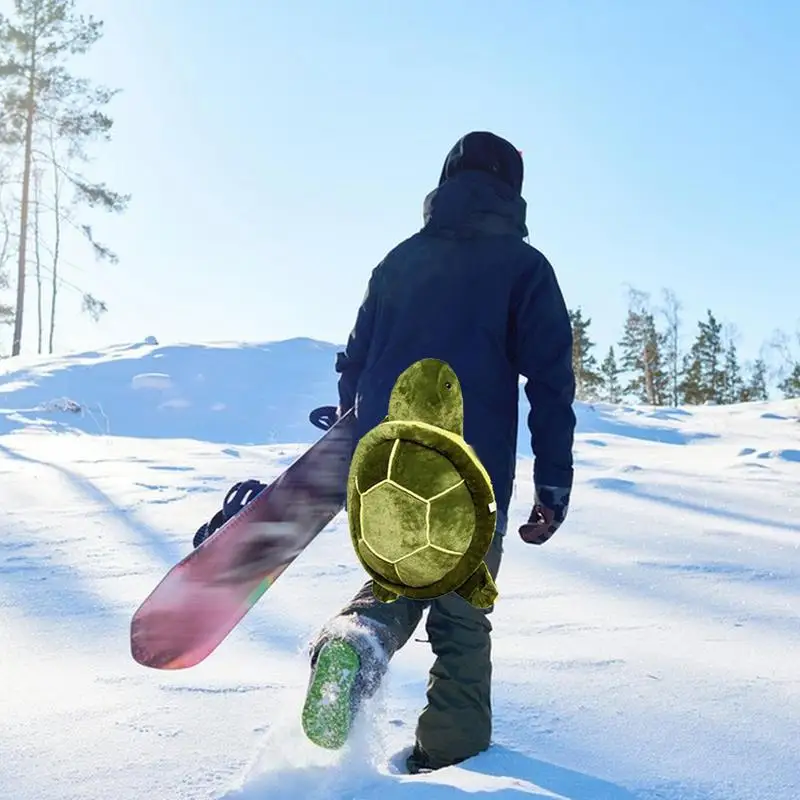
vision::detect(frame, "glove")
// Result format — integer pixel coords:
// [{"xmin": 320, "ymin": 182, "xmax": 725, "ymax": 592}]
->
[{"xmin": 518, "ymin": 485, "xmax": 571, "ymax": 545}]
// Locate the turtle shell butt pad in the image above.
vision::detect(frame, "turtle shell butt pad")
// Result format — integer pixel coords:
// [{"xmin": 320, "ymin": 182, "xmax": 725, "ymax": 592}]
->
[{"xmin": 348, "ymin": 359, "xmax": 498, "ymax": 608}]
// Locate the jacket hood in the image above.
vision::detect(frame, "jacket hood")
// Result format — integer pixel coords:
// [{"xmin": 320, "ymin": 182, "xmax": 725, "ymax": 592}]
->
[
  {"xmin": 438, "ymin": 131, "xmax": 524, "ymax": 195},
  {"xmin": 422, "ymin": 131, "xmax": 527, "ymax": 239},
  {"xmin": 422, "ymin": 170, "xmax": 528, "ymax": 239}
]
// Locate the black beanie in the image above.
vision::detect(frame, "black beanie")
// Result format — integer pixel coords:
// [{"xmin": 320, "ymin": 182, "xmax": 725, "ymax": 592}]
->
[{"xmin": 438, "ymin": 131, "xmax": 524, "ymax": 194}]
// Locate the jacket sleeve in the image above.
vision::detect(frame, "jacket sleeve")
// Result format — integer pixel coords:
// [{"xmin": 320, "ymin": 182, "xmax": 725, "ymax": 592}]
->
[
  {"xmin": 335, "ymin": 269, "xmax": 380, "ymax": 414},
  {"xmin": 511, "ymin": 254, "xmax": 576, "ymax": 489}
]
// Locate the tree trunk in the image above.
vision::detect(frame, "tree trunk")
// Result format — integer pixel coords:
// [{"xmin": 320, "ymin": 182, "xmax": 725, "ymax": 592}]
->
[
  {"xmin": 644, "ymin": 345, "xmax": 656, "ymax": 405},
  {"xmin": 48, "ymin": 137, "xmax": 62, "ymax": 354},
  {"xmin": 11, "ymin": 11, "xmax": 38, "ymax": 357},
  {"xmin": 33, "ymin": 170, "xmax": 43, "ymax": 354},
  {"xmin": 12, "ymin": 97, "xmax": 36, "ymax": 356}
]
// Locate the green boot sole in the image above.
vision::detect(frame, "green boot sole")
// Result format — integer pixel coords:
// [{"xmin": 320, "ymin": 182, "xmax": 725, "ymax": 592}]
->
[{"xmin": 301, "ymin": 639, "xmax": 361, "ymax": 750}]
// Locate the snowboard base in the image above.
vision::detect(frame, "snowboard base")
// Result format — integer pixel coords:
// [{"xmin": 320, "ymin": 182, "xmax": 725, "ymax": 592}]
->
[{"xmin": 130, "ymin": 409, "xmax": 355, "ymax": 670}]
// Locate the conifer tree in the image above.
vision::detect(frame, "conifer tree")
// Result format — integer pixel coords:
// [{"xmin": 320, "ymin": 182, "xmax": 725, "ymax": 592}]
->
[
  {"xmin": 768, "ymin": 327, "xmax": 800, "ymax": 401},
  {"xmin": 778, "ymin": 363, "xmax": 800, "ymax": 399},
  {"xmin": 680, "ymin": 310, "xmax": 725, "ymax": 404},
  {"xmin": 618, "ymin": 289, "xmax": 668, "ymax": 405},
  {"xmin": 721, "ymin": 340, "xmax": 744, "ymax": 404},
  {"xmin": 599, "ymin": 346, "xmax": 622, "ymax": 403},
  {"xmin": 740, "ymin": 359, "xmax": 769, "ymax": 402},
  {"xmin": 569, "ymin": 307, "xmax": 602, "ymax": 401},
  {"xmin": 679, "ymin": 351, "xmax": 703, "ymax": 404}
]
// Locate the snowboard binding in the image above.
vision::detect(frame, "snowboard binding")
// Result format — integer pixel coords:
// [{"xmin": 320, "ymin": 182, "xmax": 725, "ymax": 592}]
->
[
  {"xmin": 192, "ymin": 406, "xmax": 339, "ymax": 550},
  {"xmin": 193, "ymin": 478, "xmax": 268, "ymax": 548},
  {"xmin": 309, "ymin": 405, "xmax": 339, "ymax": 432}
]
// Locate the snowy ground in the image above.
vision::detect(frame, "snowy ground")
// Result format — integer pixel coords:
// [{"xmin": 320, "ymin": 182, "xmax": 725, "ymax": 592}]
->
[{"xmin": 1, "ymin": 341, "xmax": 799, "ymax": 800}]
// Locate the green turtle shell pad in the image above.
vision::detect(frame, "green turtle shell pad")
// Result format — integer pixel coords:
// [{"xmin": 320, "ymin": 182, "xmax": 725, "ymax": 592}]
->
[{"xmin": 347, "ymin": 419, "xmax": 497, "ymax": 601}]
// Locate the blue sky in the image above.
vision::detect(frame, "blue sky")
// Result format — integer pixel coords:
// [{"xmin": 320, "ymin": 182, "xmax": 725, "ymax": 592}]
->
[{"xmin": 7, "ymin": 0, "xmax": 800, "ymax": 367}]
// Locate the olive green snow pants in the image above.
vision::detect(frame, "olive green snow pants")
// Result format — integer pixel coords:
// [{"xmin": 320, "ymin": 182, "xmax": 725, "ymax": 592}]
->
[{"xmin": 328, "ymin": 514, "xmax": 506, "ymax": 769}]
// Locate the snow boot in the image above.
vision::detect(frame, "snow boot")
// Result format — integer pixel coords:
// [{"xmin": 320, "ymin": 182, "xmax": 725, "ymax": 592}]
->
[
  {"xmin": 301, "ymin": 639, "xmax": 362, "ymax": 749},
  {"xmin": 302, "ymin": 617, "xmax": 391, "ymax": 749},
  {"xmin": 405, "ymin": 742, "xmax": 475, "ymax": 774}
]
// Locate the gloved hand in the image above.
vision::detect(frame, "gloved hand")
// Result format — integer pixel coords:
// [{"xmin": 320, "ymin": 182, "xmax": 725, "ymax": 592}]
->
[{"xmin": 518, "ymin": 485, "xmax": 571, "ymax": 545}]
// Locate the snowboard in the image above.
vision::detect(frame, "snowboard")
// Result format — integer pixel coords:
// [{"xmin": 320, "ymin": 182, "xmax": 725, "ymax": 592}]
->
[{"xmin": 130, "ymin": 407, "xmax": 355, "ymax": 670}]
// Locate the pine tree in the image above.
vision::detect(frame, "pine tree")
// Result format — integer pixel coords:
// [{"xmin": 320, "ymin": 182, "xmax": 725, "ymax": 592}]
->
[
  {"xmin": 569, "ymin": 307, "xmax": 602, "ymax": 401},
  {"xmin": 767, "ymin": 328, "xmax": 800, "ymax": 402},
  {"xmin": 721, "ymin": 340, "xmax": 744, "ymax": 404},
  {"xmin": 679, "ymin": 351, "xmax": 703, "ymax": 404},
  {"xmin": 680, "ymin": 310, "xmax": 725, "ymax": 404},
  {"xmin": 0, "ymin": 0, "xmax": 129, "ymax": 355},
  {"xmin": 740, "ymin": 359, "xmax": 769, "ymax": 402},
  {"xmin": 618, "ymin": 290, "xmax": 668, "ymax": 405},
  {"xmin": 778, "ymin": 363, "xmax": 800, "ymax": 399},
  {"xmin": 599, "ymin": 346, "xmax": 622, "ymax": 403},
  {"xmin": 643, "ymin": 314, "xmax": 669, "ymax": 405}
]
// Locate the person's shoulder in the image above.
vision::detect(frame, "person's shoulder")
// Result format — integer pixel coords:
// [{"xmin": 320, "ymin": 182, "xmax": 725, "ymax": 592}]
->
[
  {"xmin": 520, "ymin": 240, "xmax": 552, "ymax": 267},
  {"xmin": 371, "ymin": 232, "xmax": 427, "ymax": 275},
  {"xmin": 385, "ymin": 232, "xmax": 426, "ymax": 259},
  {"xmin": 511, "ymin": 240, "xmax": 555, "ymax": 282}
]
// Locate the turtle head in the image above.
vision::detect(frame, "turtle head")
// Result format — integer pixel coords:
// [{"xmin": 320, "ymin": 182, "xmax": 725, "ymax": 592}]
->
[{"xmin": 388, "ymin": 359, "xmax": 464, "ymax": 436}]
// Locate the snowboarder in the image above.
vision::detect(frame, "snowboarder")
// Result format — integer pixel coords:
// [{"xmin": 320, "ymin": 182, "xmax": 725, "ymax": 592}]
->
[{"xmin": 303, "ymin": 131, "xmax": 576, "ymax": 772}]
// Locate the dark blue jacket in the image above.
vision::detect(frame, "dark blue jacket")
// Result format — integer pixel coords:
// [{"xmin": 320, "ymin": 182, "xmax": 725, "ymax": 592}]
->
[{"xmin": 335, "ymin": 144, "xmax": 575, "ymax": 514}]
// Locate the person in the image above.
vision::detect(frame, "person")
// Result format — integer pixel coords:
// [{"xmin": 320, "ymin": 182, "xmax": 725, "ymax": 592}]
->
[{"xmin": 302, "ymin": 131, "xmax": 576, "ymax": 773}]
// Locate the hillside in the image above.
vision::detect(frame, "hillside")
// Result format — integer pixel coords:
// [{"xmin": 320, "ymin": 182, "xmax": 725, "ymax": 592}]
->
[
  {"xmin": 1, "ymin": 339, "xmax": 799, "ymax": 800},
  {"xmin": 0, "ymin": 338, "xmax": 341, "ymax": 444}
]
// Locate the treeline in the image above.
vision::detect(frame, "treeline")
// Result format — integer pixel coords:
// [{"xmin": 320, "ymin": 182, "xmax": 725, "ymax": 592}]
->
[
  {"xmin": 0, "ymin": 0, "xmax": 127, "ymax": 357},
  {"xmin": 571, "ymin": 288, "xmax": 800, "ymax": 405}
]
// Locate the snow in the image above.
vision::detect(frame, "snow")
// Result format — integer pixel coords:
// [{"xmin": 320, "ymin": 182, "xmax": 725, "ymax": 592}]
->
[
  {"xmin": 0, "ymin": 338, "xmax": 340, "ymax": 443},
  {"xmin": 131, "ymin": 372, "xmax": 175, "ymax": 391},
  {"xmin": 1, "ymin": 338, "xmax": 799, "ymax": 800}
]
